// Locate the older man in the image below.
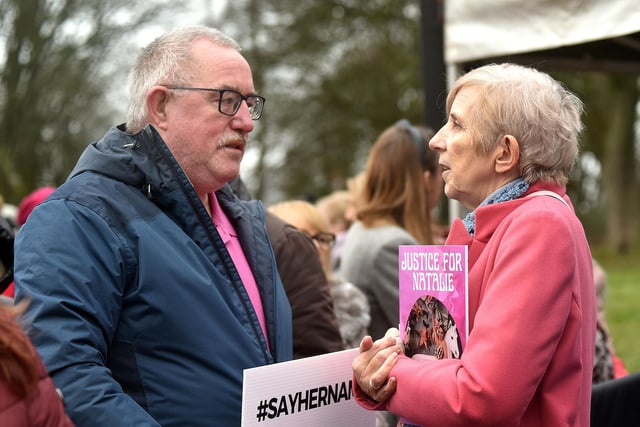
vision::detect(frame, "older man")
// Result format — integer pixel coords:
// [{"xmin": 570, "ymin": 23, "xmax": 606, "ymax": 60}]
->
[{"xmin": 15, "ymin": 26, "xmax": 292, "ymax": 426}]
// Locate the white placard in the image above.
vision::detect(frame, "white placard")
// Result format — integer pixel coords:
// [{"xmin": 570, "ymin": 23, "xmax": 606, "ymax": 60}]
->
[{"xmin": 241, "ymin": 348, "xmax": 376, "ymax": 426}]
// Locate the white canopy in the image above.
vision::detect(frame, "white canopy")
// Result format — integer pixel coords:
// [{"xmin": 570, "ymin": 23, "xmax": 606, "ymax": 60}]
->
[
  {"xmin": 440, "ymin": 0, "xmax": 640, "ymax": 220},
  {"xmin": 445, "ymin": 0, "xmax": 640, "ymax": 68}
]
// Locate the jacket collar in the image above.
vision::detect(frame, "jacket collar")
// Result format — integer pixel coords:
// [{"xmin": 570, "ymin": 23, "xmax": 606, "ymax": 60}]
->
[{"xmin": 448, "ymin": 181, "xmax": 567, "ymax": 246}]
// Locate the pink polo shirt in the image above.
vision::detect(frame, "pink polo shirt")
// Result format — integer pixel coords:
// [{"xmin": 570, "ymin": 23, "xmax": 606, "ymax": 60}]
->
[{"xmin": 209, "ymin": 193, "xmax": 269, "ymax": 345}]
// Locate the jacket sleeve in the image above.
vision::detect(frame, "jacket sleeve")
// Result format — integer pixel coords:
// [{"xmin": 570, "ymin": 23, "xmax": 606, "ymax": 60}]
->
[
  {"xmin": 382, "ymin": 204, "xmax": 588, "ymax": 426},
  {"xmin": 266, "ymin": 214, "xmax": 343, "ymax": 358},
  {"xmin": 14, "ymin": 199, "xmax": 160, "ymax": 427}
]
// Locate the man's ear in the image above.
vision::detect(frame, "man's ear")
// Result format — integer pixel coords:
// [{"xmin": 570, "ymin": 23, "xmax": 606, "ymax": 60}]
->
[
  {"xmin": 146, "ymin": 86, "xmax": 170, "ymax": 130},
  {"xmin": 495, "ymin": 134, "xmax": 520, "ymax": 174}
]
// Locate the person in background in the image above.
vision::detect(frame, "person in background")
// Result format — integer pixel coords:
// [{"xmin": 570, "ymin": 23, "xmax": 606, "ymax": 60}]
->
[
  {"xmin": 340, "ymin": 119, "xmax": 441, "ymax": 342},
  {"xmin": 0, "ymin": 195, "xmax": 18, "ymax": 232},
  {"xmin": 0, "ymin": 215, "xmax": 14, "ymax": 301},
  {"xmin": 269, "ymin": 200, "xmax": 370, "ymax": 350},
  {"xmin": 14, "ymin": 26, "xmax": 292, "ymax": 427},
  {"xmin": 352, "ymin": 63, "xmax": 595, "ymax": 427},
  {"xmin": 591, "ymin": 371, "xmax": 640, "ymax": 426},
  {"xmin": 230, "ymin": 176, "xmax": 344, "ymax": 359},
  {"xmin": 316, "ymin": 190, "xmax": 352, "ymax": 272},
  {"xmin": 0, "ymin": 194, "xmax": 13, "ymax": 301},
  {"xmin": 344, "ymin": 171, "xmax": 366, "ymax": 226},
  {"xmin": 415, "ymin": 125, "xmax": 448, "ymax": 244},
  {"xmin": 0, "ymin": 303, "xmax": 75, "ymax": 426},
  {"xmin": 592, "ymin": 258, "xmax": 628, "ymax": 383},
  {"xmin": 340, "ymin": 120, "xmax": 440, "ymax": 427},
  {"xmin": 2, "ymin": 186, "xmax": 57, "ymax": 299},
  {"xmin": 16, "ymin": 187, "xmax": 57, "ymax": 228}
]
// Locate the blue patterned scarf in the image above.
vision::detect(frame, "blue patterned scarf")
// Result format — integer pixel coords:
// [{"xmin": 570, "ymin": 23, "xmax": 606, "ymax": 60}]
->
[{"xmin": 462, "ymin": 178, "xmax": 529, "ymax": 236}]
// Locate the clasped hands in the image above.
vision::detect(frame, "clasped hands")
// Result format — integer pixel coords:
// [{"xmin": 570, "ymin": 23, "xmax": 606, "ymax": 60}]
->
[{"xmin": 352, "ymin": 328, "xmax": 403, "ymax": 402}]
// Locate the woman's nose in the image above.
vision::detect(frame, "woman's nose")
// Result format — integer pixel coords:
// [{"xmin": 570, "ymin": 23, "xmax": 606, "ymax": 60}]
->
[{"xmin": 429, "ymin": 130, "xmax": 445, "ymax": 151}]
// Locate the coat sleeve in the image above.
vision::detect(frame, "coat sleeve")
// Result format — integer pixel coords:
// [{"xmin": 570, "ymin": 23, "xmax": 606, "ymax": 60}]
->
[
  {"xmin": 381, "ymin": 205, "xmax": 588, "ymax": 426},
  {"xmin": 14, "ymin": 199, "xmax": 160, "ymax": 427}
]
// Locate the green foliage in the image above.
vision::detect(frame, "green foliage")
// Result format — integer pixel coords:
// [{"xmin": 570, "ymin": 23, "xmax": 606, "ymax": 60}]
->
[
  {"xmin": 1, "ymin": 1, "xmax": 638, "ymax": 255},
  {"xmin": 218, "ymin": 0, "xmax": 426, "ymax": 202},
  {"xmin": 553, "ymin": 71, "xmax": 639, "ymax": 253},
  {"xmin": 592, "ymin": 245, "xmax": 640, "ymax": 373},
  {"xmin": 0, "ymin": 0, "xmax": 187, "ymax": 203}
]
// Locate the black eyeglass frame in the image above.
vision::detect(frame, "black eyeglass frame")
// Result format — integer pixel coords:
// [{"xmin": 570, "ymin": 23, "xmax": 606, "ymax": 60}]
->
[
  {"xmin": 309, "ymin": 232, "xmax": 336, "ymax": 247},
  {"xmin": 163, "ymin": 85, "xmax": 265, "ymax": 120}
]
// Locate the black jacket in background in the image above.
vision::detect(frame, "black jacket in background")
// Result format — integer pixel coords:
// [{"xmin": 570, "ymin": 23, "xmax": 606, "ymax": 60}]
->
[
  {"xmin": 265, "ymin": 212, "xmax": 344, "ymax": 358},
  {"xmin": 229, "ymin": 176, "xmax": 343, "ymax": 358},
  {"xmin": 0, "ymin": 216, "xmax": 13, "ymax": 293}
]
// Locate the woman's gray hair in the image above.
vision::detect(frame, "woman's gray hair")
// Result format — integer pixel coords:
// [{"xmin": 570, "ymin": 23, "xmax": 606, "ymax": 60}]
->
[
  {"xmin": 447, "ymin": 63, "xmax": 584, "ymax": 185},
  {"xmin": 126, "ymin": 26, "xmax": 241, "ymax": 133}
]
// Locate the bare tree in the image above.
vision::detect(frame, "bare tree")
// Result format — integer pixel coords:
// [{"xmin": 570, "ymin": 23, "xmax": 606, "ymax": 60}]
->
[
  {"xmin": 0, "ymin": 0, "xmax": 186, "ymax": 203},
  {"xmin": 218, "ymin": 0, "xmax": 425, "ymax": 202},
  {"xmin": 587, "ymin": 74, "xmax": 638, "ymax": 253}
]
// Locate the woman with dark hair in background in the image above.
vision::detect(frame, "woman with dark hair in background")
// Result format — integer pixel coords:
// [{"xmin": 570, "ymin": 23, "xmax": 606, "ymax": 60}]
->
[
  {"xmin": 339, "ymin": 119, "xmax": 441, "ymax": 426},
  {"xmin": 340, "ymin": 119, "xmax": 441, "ymax": 342}
]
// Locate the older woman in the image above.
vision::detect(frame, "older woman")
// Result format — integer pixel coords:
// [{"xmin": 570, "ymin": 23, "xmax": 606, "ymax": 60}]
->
[{"xmin": 352, "ymin": 63, "xmax": 595, "ymax": 427}]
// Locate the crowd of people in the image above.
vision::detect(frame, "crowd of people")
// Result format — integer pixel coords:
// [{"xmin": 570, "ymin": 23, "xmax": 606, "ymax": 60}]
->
[{"xmin": 0, "ymin": 24, "xmax": 634, "ymax": 427}]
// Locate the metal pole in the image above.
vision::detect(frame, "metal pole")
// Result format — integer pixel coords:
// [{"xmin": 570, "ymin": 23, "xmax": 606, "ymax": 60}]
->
[{"xmin": 418, "ymin": 0, "xmax": 447, "ymax": 130}]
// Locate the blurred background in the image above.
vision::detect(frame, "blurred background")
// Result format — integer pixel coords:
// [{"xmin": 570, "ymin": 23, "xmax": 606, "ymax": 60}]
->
[{"xmin": 1, "ymin": 0, "xmax": 638, "ymax": 370}]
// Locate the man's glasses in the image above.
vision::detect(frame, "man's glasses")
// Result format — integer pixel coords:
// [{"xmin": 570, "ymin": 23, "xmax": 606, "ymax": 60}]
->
[
  {"xmin": 310, "ymin": 232, "xmax": 336, "ymax": 247},
  {"xmin": 163, "ymin": 86, "xmax": 265, "ymax": 120}
]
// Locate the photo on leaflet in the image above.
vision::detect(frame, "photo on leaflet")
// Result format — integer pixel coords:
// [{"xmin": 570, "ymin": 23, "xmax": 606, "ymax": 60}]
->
[{"xmin": 403, "ymin": 295, "xmax": 462, "ymax": 360}]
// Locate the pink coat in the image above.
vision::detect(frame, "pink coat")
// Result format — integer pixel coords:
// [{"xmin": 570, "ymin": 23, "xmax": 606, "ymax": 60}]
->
[
  {"xmin": 0, "ymin": 357, "xmax": 74, "ymax": 426},
  {"xmin": 355, "ymin": 183, "xmax": 596, "ymax": 426}
]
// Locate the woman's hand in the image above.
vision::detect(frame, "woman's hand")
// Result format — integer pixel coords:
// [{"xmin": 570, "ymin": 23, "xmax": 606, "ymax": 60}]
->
[{"xmin": 352, "ymin": 328, "xmax": 403, "ymax": 402}]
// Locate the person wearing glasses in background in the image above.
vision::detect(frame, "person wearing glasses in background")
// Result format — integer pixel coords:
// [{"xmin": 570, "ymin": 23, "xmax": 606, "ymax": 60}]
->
[
  {"xmin": 229, "ymin": 177, "xmax": 345, "ymax": 359},
  {"xmin": 268, "ymin": 200, "xmax": 371, "ymax": 351},
  {"xmin": 269, "ymin": 200, "xmax": 339, "ymax": 278},
  {"xmin": 14, "ymin": 26, "xmax": 292, "ymax": 427}
]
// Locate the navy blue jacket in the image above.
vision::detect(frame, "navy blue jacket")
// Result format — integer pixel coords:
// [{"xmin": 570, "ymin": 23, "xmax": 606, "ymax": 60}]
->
[{"xmin": 15, "ymin": 125, "xmax": 293, "ymax": 426}]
